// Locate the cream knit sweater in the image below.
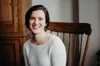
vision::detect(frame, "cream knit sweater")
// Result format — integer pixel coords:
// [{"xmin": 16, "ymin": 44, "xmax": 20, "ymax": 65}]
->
[{"xmin": 23, "ymin": 35, "xmax": 66, "ymax": 66}]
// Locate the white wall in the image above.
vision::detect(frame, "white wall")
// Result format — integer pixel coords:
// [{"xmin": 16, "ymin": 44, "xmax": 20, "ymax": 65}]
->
[
  {"xmin": 79, "ymin": 0, "xmax": 100, "ymax": 66},
  {"xmin": 32, "ymin": 0, "xmax": 100, "ymax": 66},
  {"xmin": 32, "ymin": 0, "xmax": 72, "ymax": 22}
]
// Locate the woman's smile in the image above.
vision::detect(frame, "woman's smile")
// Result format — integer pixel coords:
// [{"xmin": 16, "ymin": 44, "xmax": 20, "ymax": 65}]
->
[{"xmin": 32, "ymin": 25, "xmax": 40, "ymax": 30}]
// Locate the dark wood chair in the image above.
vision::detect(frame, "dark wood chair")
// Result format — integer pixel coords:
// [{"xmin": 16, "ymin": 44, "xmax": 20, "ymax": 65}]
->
[{"xmin": 48, "ymin": 22, "xmax": 92, "ymax": 66}]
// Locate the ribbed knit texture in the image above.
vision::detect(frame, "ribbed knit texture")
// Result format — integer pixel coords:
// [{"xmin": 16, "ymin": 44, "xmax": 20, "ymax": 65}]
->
[{"xmin": 23, "ymin": 35, "xmax": 66, "ymax": 66}]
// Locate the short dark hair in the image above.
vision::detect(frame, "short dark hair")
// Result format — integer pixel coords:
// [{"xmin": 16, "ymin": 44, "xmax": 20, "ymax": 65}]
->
[{"xmin": 25, "ymin": 5, "xmax": 50, "ymax": 30}]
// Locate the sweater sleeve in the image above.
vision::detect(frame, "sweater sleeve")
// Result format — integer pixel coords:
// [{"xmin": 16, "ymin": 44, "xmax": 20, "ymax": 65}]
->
[
  {"xmin": 51, "ymin": 37, "xmax": 66, "ymax": 66},
  {"xmin": 23, "ymin": 44, "xmax": 29, "ymax": 66}
]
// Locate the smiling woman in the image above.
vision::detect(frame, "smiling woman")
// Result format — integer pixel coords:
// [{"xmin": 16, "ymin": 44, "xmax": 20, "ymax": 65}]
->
[
  {"xmin": 23, "ymin": 5, "xmax": 66, "ymax": 66},
  {"xmin": 29, "ymin": 10, "xmax": 46, "ymax": 34}
]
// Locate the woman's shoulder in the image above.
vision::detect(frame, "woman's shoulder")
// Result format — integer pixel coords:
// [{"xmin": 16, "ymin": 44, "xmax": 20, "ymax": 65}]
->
[
  {"xmin": 51, "ymin": 34, "xmax": 62, "ymax": 42},
  {"xmin": 50, "ymin": 34, "xmax": 64, "ymax": 45},
  {"xmin": 23, "ymin": 39, "xmax": 31, "ymax": 48},
  {"xmin": 50, "ymin": 34, "xmax": 65, "ymax": 50}
]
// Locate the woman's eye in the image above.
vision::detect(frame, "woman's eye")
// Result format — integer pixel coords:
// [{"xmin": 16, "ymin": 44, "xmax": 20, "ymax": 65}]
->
[
  {"xmin": 30, "ymin": 17, "xmax": 35, "ymax": 20},
  {"xmin": 39, "ymin": 18, "xmax": 43, "ymax": 20}
]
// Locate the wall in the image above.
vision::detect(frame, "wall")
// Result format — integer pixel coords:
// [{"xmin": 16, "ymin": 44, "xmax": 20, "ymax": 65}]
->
[
  {"xmin": 32, "ymin": 0, "xmax": 100, "ymax": 66},
  {"xmin": 32, "ymin": 0, "xmax": 72, "ymax": 22},
  {"xmin": 79, "ymin": 0, "xmax": 100, "ymax": 66}
]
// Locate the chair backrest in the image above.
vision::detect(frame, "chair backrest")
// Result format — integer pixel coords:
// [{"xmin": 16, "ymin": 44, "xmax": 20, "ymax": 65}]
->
[{"xmin": 48, "ymin": 22, "xmax": 92, "ymax": 66}]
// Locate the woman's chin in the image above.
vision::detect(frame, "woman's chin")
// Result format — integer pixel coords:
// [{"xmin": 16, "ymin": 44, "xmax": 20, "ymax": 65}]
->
[{"xmin": 32, "ymin": 30, "xmax": 40, "ymax": 35}]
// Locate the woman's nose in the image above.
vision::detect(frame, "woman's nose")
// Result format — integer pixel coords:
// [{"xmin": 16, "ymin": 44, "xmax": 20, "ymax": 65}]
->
[{"xmin": 34, "ymin": 19, "xmax": 39, "ymax": 25}]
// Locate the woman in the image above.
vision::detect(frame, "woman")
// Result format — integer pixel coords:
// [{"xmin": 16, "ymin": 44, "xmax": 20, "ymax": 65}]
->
[{"xmin": 23, "ymin": 5, "xmax": 66, "ymax": 66}]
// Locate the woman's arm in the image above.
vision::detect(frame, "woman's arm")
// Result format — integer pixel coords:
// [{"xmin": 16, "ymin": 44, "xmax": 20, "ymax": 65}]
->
[
  {"xmin": 51, "ymin": 37, "xmax": 66, "ymax": 66},
  {"xmin": 23, "ymin": 46, "xmax": 29, "ymax": 66}
]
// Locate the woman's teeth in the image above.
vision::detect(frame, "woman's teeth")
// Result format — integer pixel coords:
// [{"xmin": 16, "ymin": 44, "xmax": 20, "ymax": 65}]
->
[{"xmin": 33, "ymin": 26, "xmax": 40, "ymax": 29}]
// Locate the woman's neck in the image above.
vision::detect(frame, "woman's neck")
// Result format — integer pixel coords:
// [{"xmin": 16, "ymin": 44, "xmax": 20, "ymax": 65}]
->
[{"xmin": 31, "ymin": 31, "xmax": 48, "ymax": 45}]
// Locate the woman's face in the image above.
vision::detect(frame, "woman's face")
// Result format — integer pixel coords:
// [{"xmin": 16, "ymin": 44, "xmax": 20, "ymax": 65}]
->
[{"xmin": 29, "ymin": 10, "xmax": 46, "ymax": 34}]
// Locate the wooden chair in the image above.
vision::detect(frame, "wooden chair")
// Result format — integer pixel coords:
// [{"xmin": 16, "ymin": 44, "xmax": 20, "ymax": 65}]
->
[{"xmin": 48, "ymin": 22, "xmax": 92, "ymax": 66}]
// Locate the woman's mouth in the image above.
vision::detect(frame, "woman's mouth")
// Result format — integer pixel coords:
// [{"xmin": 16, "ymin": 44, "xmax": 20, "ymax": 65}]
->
[{"xmin": 32, "ymin": 25, "xmax": 40, "ymax": 30}]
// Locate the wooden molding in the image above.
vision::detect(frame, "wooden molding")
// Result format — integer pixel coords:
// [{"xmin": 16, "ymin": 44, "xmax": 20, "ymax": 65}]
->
[{"xmin": 72, "ymin": 0, "xmax": 79, "ymax": 23}]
